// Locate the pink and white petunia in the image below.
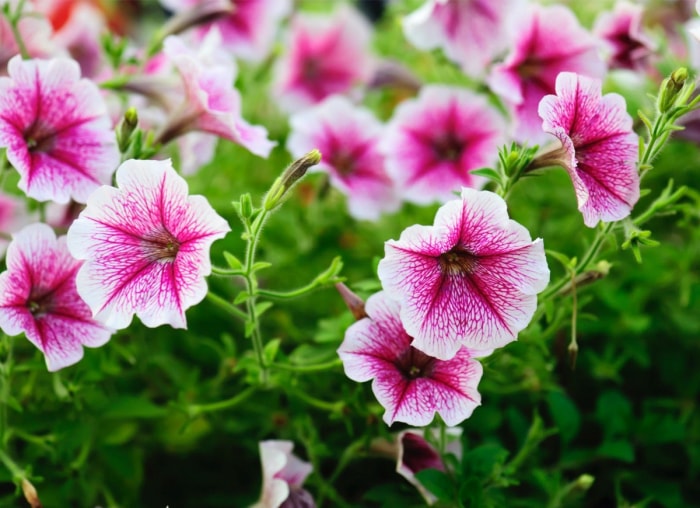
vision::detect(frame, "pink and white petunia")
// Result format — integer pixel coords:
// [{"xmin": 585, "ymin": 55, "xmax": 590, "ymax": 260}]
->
[
  {"xmin": 160, "ymin": 0, "xmax": 292, "ymax": 62},
  {"xmin": 66, "ymin": 159, "xmax": 231, "ymax": 330},
  {"xmin": 338, "ymin": 291, "xmax": 484, "ymax": 426},
  {"xmin": 377, "ymin": 188, "xmax": 549, "ymax": 360},
  {"xmin": 287, "ymin": 95, "xmax": 399, "ymax": 221},
  {"xmin": 593, "ymin": 1, "xmax": 656, "ymax": 72},
  {"xmin": 403, "ymin": 0, "xmax": 524, "ymax": 77},
  {"xmin": 157, "ymin": 33, "xmax": 275, "ymax": 158},
  {"xmin": 488, "ymin": 4, "xmax": 606, "ymax": 143},
  {"xmin": 0, "ymin": 223, "xmax": 112, "ymax": 371},
  {"xmin": 272, "ymin": 5, "xmax": 375, "ymax": 113},
  {"xmin": 538, "ymin": 72, "xmax": 640, "ymax": 227},
  {"xmin": 0, "ymin": 56, "xmax": 119, "ymax": 204},
  {"xmin": 380, "ymin": 85, "xmax": 506, "ymax": 205},
  {"xmin": 252, "ymin": 440, "xmax": 314, "ymax": 508}
]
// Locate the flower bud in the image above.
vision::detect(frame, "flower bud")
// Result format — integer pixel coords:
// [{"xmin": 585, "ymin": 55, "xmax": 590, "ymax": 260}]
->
[
  {"xmin": 263, "ymin": 150, "xmax": 321, "ymax": 211},
  {"xmin": 657, "ymin": 67, "xmax": 689, "ymax": 113},
  {"xmin": 21, "ymin": 478, "xmax": 41, "ymax": 508},
  {"xmin": 117, "ymin": 107, "xmax": 138, "ymax": 153}
]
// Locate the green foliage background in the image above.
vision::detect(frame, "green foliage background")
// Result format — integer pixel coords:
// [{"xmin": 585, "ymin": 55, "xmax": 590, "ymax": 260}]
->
[{"xmin": 1, "ymin": 1, "xmax": 699, "ymax": 507}]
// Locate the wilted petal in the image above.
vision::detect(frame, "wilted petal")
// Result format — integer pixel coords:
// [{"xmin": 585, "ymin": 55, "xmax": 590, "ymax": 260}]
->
[
  {"xmin": 378, "ymin": 189, "xmax": 549, "ymax": 359},
  {"xmin": 538, "ymin": 72, "xmax": 640, "ymax": 227}
]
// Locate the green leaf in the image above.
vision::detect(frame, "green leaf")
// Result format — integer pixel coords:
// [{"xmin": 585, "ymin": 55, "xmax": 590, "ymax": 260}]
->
[
  {"xmin": 223, "ymin": 251, "xmax": 243, "ymax": 271},
  {"xmin": 251, "ymin": 261, "xmax": 272, "ymax": 272},
  {"xmin": 101, "ymin": 396, "xmax": 167, "ymax": 419},
  {"xmin": 414, "ymin": 468, "xmax": 454, "ymax": 501},
  {"xmin": 255, "ymin": 301, "xmax": 273, "ymax": 317},
  {"xmin": 244, "ymin": 320, "xmax": 255, "ymax": 338},
  {"xmin": 547, "ymin": 391, "xmax": 581, "ymax": 444},
  {"xmin": 470, "ymin": 167, "xmax": 501, "ymax": 181},
  {"xmin": 596, "ymin": 440, "xmax": 635, "ymax": 463},
  {"xmin": 263, "ymin": 338, "xmax": 281, "ymax": 365},
  {"xmin": 234, "ymin": 291, "xmax": 250, "ymax": 305}
]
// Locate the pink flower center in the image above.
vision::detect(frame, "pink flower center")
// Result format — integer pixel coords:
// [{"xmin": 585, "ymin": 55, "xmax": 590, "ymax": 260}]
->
[
  {"xmin": 144, "ymin": 229, "xmax": 181, "ymax": 262},
  {"xmin": 24, "ymin": 122, "xmax": 56, "ymax": 153},
  {"xmin": 395, "ymin": 346, "xmax": 436, "ymax": 379},
  {"xmin": 432, "ymin": 133, "xmax": 464, "ymax": 162},
  {"xmin": 438, "ymin": 247, "xmax": 479, "ymax": 275},
  {"xmin": 331, "ymin": 151, "xmax": 355, "ymax": 175},
  {"xmin": 302, "ymin": 57, "xmax": 322, "ymax": 82},
  {"xmin": 27, "ymin": 290, "xmax": 54, "ymax": 318}
]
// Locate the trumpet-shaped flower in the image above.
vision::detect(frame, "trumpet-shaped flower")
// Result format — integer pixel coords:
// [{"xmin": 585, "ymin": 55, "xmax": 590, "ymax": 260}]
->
[
  {"xmin": 161, "ymin": 0, "xmax": 292, "ymax": 62},
  {"xmin": 0, "ymin": 56, "xmax": 119, "ymax": 204},
  {"xmin": 403, "ymin": 0, "xmax": 523, "ymax": 77},
  {"xmin": 593, "ymin": 2, "xmax": 656, "ymax": 71},
  {"xmin": 378, "ymin": 188, "xmax": 549, "ymax": 360},
  {"xmin": 272, "ymin": 5, "xmax": 375, "ymax": 113},
  {"xmin": 538, "ymin": 72, "xmax": 640, "ymax": 227},
  {"xmin": 380, "ymin": 85, "xmax": 505, "ymax": 205},
  {"xmin": 0, "ymin": 223, "xmax": 112, "ymax": 371},
  {"xmin": 338, "ymin": 291, "xmax": 484, "ymax": 426},
  {"xmin": 488, "ymin": 4, "xmax": 605, "ymax": 143},
  {"xmin": 66, "ymin": 159, "xmax": 231, "ymax": 330},
  {"xmin": 158, "ymin": 33, "xmax": 275, "ymax": 158},
  {"xmin": 253, "ymin": 440, "xmax": 314, "ymax": 508},
  {"xmin": 287, "ymin": 95, "xmax": 399, "ymax": 220}
]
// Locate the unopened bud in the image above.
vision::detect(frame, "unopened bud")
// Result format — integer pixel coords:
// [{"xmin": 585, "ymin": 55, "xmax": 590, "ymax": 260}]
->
[
  {"xmin": 658, "ymin": 67, "xmax": 689, "ymax": 113},
  {"xmin": 117, "ymin": 107, "xmax": 138, "ymax": 153},
  {"xmin": 335, "ymin": 283, "xmax": 367, "ymax": 320},
  {"xmin": 263, "ymin": 150, "xmax": 321, "ymax": 211},
  {"xmin": 239, "ymin": 193, "xmax": 254, "ymax": 220},
  {"xmin": 21, "ymin": 478, "xmax": 41, "ymax": 508}
]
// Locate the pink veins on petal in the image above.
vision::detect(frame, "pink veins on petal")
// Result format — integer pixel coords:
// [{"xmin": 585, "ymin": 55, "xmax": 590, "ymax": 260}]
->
[
  {"xmin": 0, "ymin": 56, "xmax": 119, "ymax": 204},
  {"xmin": 377, "ymin": 188, "xmax": 550, "ymax": 360},
  {"xmin": 0, "ymin": 223, "xmax": 112, "ymax": 371},
  {"xmin": 66, "ymin": 159, "xmax": 231, "ymax": 330},
  {"xmin": 338, "ymin": 291, "xmax": 484, "ymax": 426},
  {"xmin": 538, "ymin": 72, "xmax": 640, "ymax": 227}
]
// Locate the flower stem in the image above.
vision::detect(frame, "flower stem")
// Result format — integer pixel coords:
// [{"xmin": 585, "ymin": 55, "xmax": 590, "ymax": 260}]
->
[
  {"xmin": 5, "ymin": 0, "xmax": 30, "ymax": 60},
  {"xmin": 288, "ymin": 389, "xmax": 343, "ymax": 413},
  {"xmin": 0, "ymin": 334, "xmax": 14, "ymax": 450},
  {"xmin": 269, "ymin": 358, "xmax": 342, "ymax": 373},
  {"xmin": 205, "ymin": 291, "xmax": 247, "ymax": 321},
  {"xmin": 186, "ymin": 386, "xmax": 257, "ymax": 417}
]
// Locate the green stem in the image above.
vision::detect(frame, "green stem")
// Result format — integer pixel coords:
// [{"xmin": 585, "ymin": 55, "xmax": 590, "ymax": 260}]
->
[
  {"xmin": 270, "ymin": 358, "xmax": 342, "ymax": 373},
  {"xmin": 0, "ymin": 334, "xmax": 14, "ymax": 450},
  {"xmin": 0, "ymin": 449, "xmax": 22, "ymax": 479},
  {"xmin": 257, "ymin": 281, "xmax": 324, "ymax": 300},
  {"xmin": 317, "ymin": 440, "xmax": 366, "ymax": 508},
  {"xmin": 6, "ymin": 0, "xmax": 29, "ymax": 60},
  {"xmin": 187, "ymin": 386, "xmax": 256, "ymax": 417},
  {"xmin": 288, "ymin": 389, "xmax": 343, "ymax": 413},
  {"xmin": 243, "ymin": 210, "xmax": 270, "ymax": 384},
  {"xmin": 205, "ymin": 291, "xmax": 247, "ymax": 321}
]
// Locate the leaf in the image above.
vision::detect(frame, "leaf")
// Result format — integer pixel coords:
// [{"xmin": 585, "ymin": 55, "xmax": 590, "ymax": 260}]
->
[
  {"xmin": 223, "ymin": 251, "xmax": 243, "ymax": 271},
  {"xmin": 255, "ymin": 301, "xmax": 273, "ymax": 317},
  {"xmin": 100, "ymin": 396, "xmax": 167, "ymax": 419},
  {"xmin": 547, "ymin": 391, "xmax": 581, "ymax": 444},
  {"xmin": 414, "ymin": 468, "xmax": 454, "ymax": 501},
  {"xmin": 263, "ymin": 338, "xmax": 281, "ymax": 365},
  {"xmin": 234, "ymin": 291, "xmax": 250, "ymax": 305},
  {"xmin": 596, "ymin": 440, "xmax": 635, "ymax": 463},
  {"xmin": 251, "ymin": 261, "xmax": 272, "ymax": 272},
  {"xmin": 470, "ymin": 167, "xmax": 501, "ymax": 181}
]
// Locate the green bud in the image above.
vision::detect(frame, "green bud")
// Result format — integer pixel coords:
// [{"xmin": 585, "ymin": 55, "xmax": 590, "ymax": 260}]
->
[
  {"xmin": 657, "ymin": 67, "xmax": 690, "ymax": 113},
  {"xmin": 263, "ymin": 150, "xmax": 322, "ymax": 211},
  {"xmin": 117, "ymin": 107, "xmax": 138, "ymax": 153},
  {"xmin": 239, "ymin": 193, "xmax": 254, "ymax": 220}
]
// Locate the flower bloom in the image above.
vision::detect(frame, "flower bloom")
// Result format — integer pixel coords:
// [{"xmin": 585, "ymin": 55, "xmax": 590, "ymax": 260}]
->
[
  {"xmin": 272, "ymin": 5, "xmax": 375, "ymax": 113},
  {"xmin": 380, "ymin": 85, "xmax": 505, "ymax": 205},
  {"xmin": 537, "ymin": 72, "xmax": 640, "ymax": 227},
  {"xmin": 403, "ymin": 0, "xmax": 523, "ymax": 77},
  {"xmin": 287, "ymin": 95, "xmax": 399, "ymax": 220},
  {"xmin": 253, "ymin": 440, "xmax": 314, "ymax": 508},
  {"xmin": 378, "ymin": 188, "xmax": 549, "ymax": 360},
  {"xmin": 338, "ymin": 291, "xmax": 484, "ymax": 426},
  {"xmin": 488, "ymin": 4, "xmax": 606, "ymax": 143},
  {"xmin": 0, "ymin": 56, "xmax": 120, "ymax": 204},
  {"xmin": 161, "ymin": 0, "xmax": 292, "ymax": 62},
  {"xmin": 0, "ymin": 223, "xmax": 112, "ymax": 371},
  {"xmin": 157, "ymin": 33, "xmax": 275, "ymax": 158},
  {"xmin": 593, "ymin": 1, "xmax": 656, "ymax": 71},
  {"xmin": 66, "ymin": 159, "xmax": 231, "ymax": 330}
]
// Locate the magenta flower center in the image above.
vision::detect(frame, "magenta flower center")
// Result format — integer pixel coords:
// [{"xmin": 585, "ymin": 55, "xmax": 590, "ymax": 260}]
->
[
  {"xmin": 432, "ymin": 133, "xmax": 464, "ymax": 162},
  {"xmin": 395, "ymin": 346, "xmax": 437, "ymax": 379},
  {"xmin": 302, "ymin": 57, "xmax": 322, "ymax": 82},
  {"xmin": 24, "ymin": 121, "xmax": 56, "ymax": 153},
  {"xmin": 28, "ymin": 289, "xmax": 55, "ymax": 318},
  {"xmin": 330, "ymin": 150, "xmax": 355, "ymax": 175},
  {"xmin": 438, "ymin": 247, "xmax": 479, "ymax": 275},
  {"xmin": 144, "ymin": 229, "xmax": 181, "ymax": 262}
]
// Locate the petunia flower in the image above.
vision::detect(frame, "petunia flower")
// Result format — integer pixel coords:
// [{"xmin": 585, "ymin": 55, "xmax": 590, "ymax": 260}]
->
[
  {"xmin": 593, "ymin": 1, "xmax": 656, "ymax": 72},
  {"xmin": 488, "ymin": 4, "xmax": 606, "ymax": 143},
  {"xmin": 537, "ymin": 72, "xmax": 640, "ymax": 228},
  {"xmin": 157, "ymin": 33, "xmax": 275, "ymax": 158},
  {"xmin": 338, "ymin": 291, "xmax": 484, "ymax": 426},
  {"xmin": 272, "ymin": 5, "xmax": 375, "ymax": 113},
  {"xmin": 403, "ymin": 0, "xmax": 524, "ymax": 77},
  {"xmin": 161, "ymin": 0, "xmax": 292, "ymax": 63},
  {"xmin": 66, "ymin": 158, "xmax": 231, "ymax": 330},
  {"xmin": 0, "ymin": 56, "xmax": 119, "ymax": 204},
  {"xmin": 252, "ymin": 440, "xmax": 314, "ymax": 508},
  {"xmin": 377, "ymin": 188, "xmax": 549, "ymax": 360},
  {"xmin": 287, "ymin": 95, "xmax": 400, "ymax": 220},
  {"xmin": 0, "ymin": 223, "xmax": 112, "ymax": 371},
  {"xmin": 380, "ymin": 85, "xmax": 506, "ymax": 205}
]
